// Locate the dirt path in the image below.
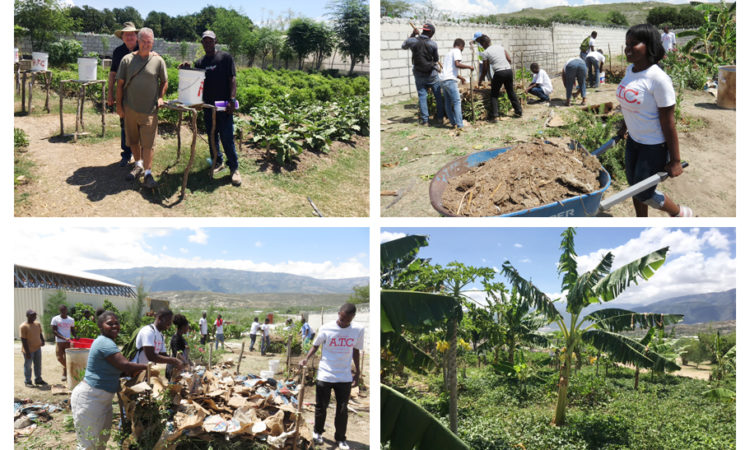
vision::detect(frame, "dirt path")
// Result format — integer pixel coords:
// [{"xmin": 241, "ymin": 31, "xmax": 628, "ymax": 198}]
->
[
  {"xmin": 381, "ymin": 77, "xmax": 735, "ymax": 217},
  {"xmin": 14, "ymin": 100, "xmax": 369, "ymax": 217},
  {"xmin": 13, "ymin": 341, "xmax": 370, "ymax": 449}
]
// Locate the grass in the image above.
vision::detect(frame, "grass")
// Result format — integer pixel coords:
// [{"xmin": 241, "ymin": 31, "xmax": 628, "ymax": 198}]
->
[{"xmin": 475, "ymin": 1, "xmax": 680, "ymax": 26}]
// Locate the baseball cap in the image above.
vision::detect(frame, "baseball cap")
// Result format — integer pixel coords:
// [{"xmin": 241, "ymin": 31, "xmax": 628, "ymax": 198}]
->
[
  {"xmin": 474, "ymin": 32, "xmax": 483, "ymax": 39},
  {"xmin": 422, "ymin": 23, "xmax": 435, "ymax": 34},
  {"xmin": 201, "ymin": 30, "xmax": 217, "ymax": 40}
]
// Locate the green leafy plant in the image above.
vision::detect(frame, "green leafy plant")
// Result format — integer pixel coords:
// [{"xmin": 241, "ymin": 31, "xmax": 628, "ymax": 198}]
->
[
  {"xmin": 14, "ymin": 128, "xmax": 29, "ymax": 149},
  {"xmin": 47, "ymin": 39, "xmax": 83, "ymax": 67}
]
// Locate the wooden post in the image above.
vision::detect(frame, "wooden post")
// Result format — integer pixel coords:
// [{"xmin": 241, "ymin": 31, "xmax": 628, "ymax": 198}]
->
[
  {"xmin": 59, "ymin": 82, "xmax": 65, "ymax": 136},
  {"xmin": 101, "ymin": 81, "xmax": 105, "ymax": 136},
  {"xmin": 181, "ymin": 109, "xmax": 198, "ymax": 198},
  {"xmin": 28, "ymin": 73, "xmax": 34, "ymax": 114},
  {"xmin": 209, "ymin": 106, "xmax": 217, "ymax": 177},
  {"xmin": 286, "ymin": 335, "xmax": 293, "ymax": 378},
  {"xmin": 236, "ymin": 341, "xmax": 245, "ymax": 375},
  {"xmin": 146, "ymin": 362, "xmax": 152, "ymax": 386},
  {"xmin": 176, "ymin": 111, "xmax": 183, "ymax": 163},
  {"xmin": 79, "ymin": 84, "xmax": 86, "ymax": 130},
  {"xmin": 359, "ymin": 350, "xmax": 365, "ymax": 389},
  {"xmin": 74, "ymin": 85, "xmax": 82, "ymax": 142},
  {"xmin": 608, "ymin": 43, "xmax": 612, "ymax": 74},
  {"xmin": 208, "ymin": 344, "xmax": 213, "ymax": 370},
  {"xmin": 291, "ymin": 365, "xmax": 308, "ymax": 450},
  {"xmin": 21, "ymin": 72, "xmax": 27, "ymax": 113},
  {"xmin": 44, "ymin": 72, "xmax": 51, "ymax": 113}
]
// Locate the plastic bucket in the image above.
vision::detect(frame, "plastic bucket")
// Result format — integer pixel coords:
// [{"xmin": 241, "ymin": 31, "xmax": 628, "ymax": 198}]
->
[
  {"xmin": 14, "ymin": 48, "xmax": 19, "ymax": 63},
  {"xmin": 65, "ymin": 348, "xmax": 90, "ymax": 390},
  {"xmin": 177, "ymin": 69, "xmax": 205, "ymax": 105},
  {"xmin": 717, "ymin": 65, "xmax": 735, "ymax": 109},
  {"xmin": 77, "ymin": 58, "xmax": 98, "ymax": 81},
  {"xmin": 269, "ymin": 359, "xmax": 281, "ymax": 374},
  {"xmin": 260, "ymin": 370, "xmax": 274, "ymax": 379},
  {"xmin": 71, "ymin": 338, "xmax": 94, "ymax": 349},
  {"xmin": 31, "ymin": 52, "xmax": 48, "ymax": 72},
  {"xmin": 599, "ymin": 71, "xmax": 605, "ymax": 84}
]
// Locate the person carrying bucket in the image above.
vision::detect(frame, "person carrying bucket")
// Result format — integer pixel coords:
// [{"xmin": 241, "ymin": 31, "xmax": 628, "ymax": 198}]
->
[
  {"xmin": 116, "ymin": 27, "xmax": 168, "ymax": 189},
  {"xmin": 108, "ymin": 22, "xmax": 139, "ymax": 168},
  {"xmin": 179, "ymin": 30, "xmax": 242, "ymax": 186}
]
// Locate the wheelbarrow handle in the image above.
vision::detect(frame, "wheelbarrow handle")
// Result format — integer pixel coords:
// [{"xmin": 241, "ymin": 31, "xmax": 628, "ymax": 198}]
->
[
  {"xmin": 599, "ymin": 161, "xmax": 688, "ymax": 211},
  {"xmin": 590, "ymin": 135, "xmax": 623, "ymax": 157}
]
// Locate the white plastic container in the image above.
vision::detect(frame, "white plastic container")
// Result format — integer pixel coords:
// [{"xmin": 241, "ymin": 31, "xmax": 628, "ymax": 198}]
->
[
  {"xmin": 599, "ymin": 71, "xmax": 605, "ymax": 85},
  {"xmin": 65, "ymin": 348, "xmax": 90, "ymax": 390},
  {"xmin": 31, "ymin": 52, "xmax": 48, "ymax": 72},
  {"xmin": 178, "ymin": 68, "xmax": 205, "ymax": 105},
  {"xmin": 14, "ymin": 48, "xmax": 19, "ymax": 63},
  {"xmin": 269, "ymin": 359, "xmax": 281, "ymax": 374},
  {"xmin": 260, "ymin": 370, "xmax": 274, "ymax": 379},
  {"xmin": 77, "ymin": 58, "xmax": 98, "ymax": 81}
]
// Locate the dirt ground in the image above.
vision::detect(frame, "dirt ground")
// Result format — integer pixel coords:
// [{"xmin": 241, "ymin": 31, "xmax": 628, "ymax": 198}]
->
[
  {"xmin": 381, "ymin": 75, "xmax": 735, "ymax": 217},
  {"xmin": 14, "ymin": 95, "xmax": 369, "ymax": 217},
  {"xmin": 14, "ymin": 340, "xmax": 370, "ymax": 449}
]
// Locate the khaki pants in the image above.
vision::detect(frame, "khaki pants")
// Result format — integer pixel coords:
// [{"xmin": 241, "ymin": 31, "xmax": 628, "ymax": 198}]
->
[
  {"xmin": 71, "ymin": 380, "xmax": 115, "ymax": 450},
  {"xmin": 123, "ymin": 106, "xmax": 157, "ymax": 150},
  {"xmin": 56, "ymin": 341, "xmax": 71, "ymax": 375}
]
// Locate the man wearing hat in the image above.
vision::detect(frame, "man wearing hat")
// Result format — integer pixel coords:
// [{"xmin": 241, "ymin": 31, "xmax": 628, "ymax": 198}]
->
[
  {"xmin": 179, "ymin": 31, "xmax": 241, "ymax": 186},
  {"xmin": 108, "ymin": 22, "xmax": 139, "ymax": 168},
  {"xmin": 20, "ymin": 310, "xmax": 47, "ymax": 387},
  {"xmin": 473, "ymin": 32, "xmax": 490, "ymax": 83},
  {"xmin": 402, "ymin": 23, "xmax": 444, "ymax": 126}
]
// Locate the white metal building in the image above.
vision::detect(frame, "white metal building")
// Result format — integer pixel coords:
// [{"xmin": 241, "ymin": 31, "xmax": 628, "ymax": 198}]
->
[{"xmin": 14, "ymin": 264, "xmax": 137, "ymax": 338}]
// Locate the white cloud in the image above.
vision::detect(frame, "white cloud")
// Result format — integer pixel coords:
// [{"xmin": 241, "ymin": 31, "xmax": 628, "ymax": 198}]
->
[
  {"xmin": 521, "ymin": 258, "xmax": 532, "ymax": 263},
  {"xmin": 14, "ymin": 227, "xmax": 368, "ymax": 280},
  {"xmin": 380, "ymin": 231, "xmax": 406, "ymax": 243},
  {"xmin": 179, "ymin": 248, "xmax": 189, "ymax": 254},
  {"xmin": 255, "ymin": 241, "xmax": 263, "ymax": 247},
  {"xmin": 576, "ymin": 228, "xmax": 735, "ymax": 304},
  {"xmin": 581, "ymin": 0, "xmax": 600, "ymax": 5},
  {"xmin": 433, "ymin": 0, "xmax": 499, "ymax": 16},
  {"xmin": 501, "ymin": 0, "xmax": 570, "ymax": 14},
  {"xmin": 188, "ymin": 228, "xmax": 208, "ymax": 244},
  {"xmin": 514, "ymin": 243, "xmax": 523, "ymax": 248},
  {"xmin": 162, "ymin": 245, "xmax": 167, "ymax": 251}
]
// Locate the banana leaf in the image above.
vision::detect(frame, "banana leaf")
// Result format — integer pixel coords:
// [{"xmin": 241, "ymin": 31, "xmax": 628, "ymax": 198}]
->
[
  {"xmin": 582, "ymin": 329, "xmax": 679, "ymax": 372},
  {"xmin": 381, "ymin": 235, "xmax": 429, "ymax": 267},
  {"xmin": 382, "ymin": 331, "xmax": 437, "ymax": 372},
  {"xmin": 381, "ymin": 385, "xmax": 469, "ymax": 450},
  {"xmin": 382, "ymin": 290, "xmax": 461, "ymax": 332},
  {"xmin": 585, "ymin": 308, "xmax": 683, "ymax": 332},
  {"xmin": 592, "ymin": 247, "xmax": 668, "ymax": 302}
]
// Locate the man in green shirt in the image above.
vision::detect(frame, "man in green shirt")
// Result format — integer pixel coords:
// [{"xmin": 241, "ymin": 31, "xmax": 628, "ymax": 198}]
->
[{"xmin": 116, "ymin": 27, "xmax": 168, "ymax": 189}]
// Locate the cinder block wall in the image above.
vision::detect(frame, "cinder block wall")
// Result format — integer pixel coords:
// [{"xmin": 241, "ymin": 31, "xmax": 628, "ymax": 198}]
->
[{"xmin": 381, "ymin": 18, "xmax": 630, "ymax": 104}]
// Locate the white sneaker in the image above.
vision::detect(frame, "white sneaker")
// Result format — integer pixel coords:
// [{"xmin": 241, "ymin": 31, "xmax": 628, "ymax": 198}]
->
[
  {"xmin": 338, "ymin": 442, "xmax": 350, "ymax": 450},
  {"xmin": 312, "ymin": 432, "xmax": 323, "ymax": 445}
]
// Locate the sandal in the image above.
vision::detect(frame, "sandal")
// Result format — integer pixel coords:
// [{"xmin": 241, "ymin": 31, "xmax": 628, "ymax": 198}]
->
[{"xmin": 674, "ymin": 205, "xmax": 694, "ymax": 217}]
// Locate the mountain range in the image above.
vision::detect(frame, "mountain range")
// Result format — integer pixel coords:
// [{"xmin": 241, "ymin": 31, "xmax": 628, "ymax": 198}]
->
[{"xmin": 88, "ymin": 267, "xmax": 368, "ymax": 295}]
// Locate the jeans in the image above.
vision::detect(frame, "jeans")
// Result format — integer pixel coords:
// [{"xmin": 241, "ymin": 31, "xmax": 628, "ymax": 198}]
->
[
  {"xmin": 203, "ymin": 109, "xmax": 238, "ymax": 171},
  {"xmin": 490, "ymin": 69, "xmax": 523, "ymax": 117},
  {"xmin": 249, "ymin": 334, "xmax": 257, "ymax": 351},
  {"xmin": 200, "ymin": 334, "xmax": 207, "ymax": 345},
  {"xmin": 260, "ymin": 335, "xmax": 270, "ymax": 355},
  {"xmin": 413, "ymin": 71, "xmax": 444, "ymax": 123},
  {"xmin": 586, "ymin": 57, "xmax": 600, "ymax": 88},
  {"xmin": 120, "ymin": 118, "xmax": 132, "ymax": 160},
  {"xmin": 441, "ymin": 79, "xmax": 463, "ymax": 128},
  {"xmin": 24, "ymin": 349, "xmax": 42, "ymax": 383},
  {"xmin": 315, "ymin": 381, "xmax": 352, "ymax": 442},
  {"xmin": 215, "ymin": 333, "xmax": 224, "ymax": 349},
  {"xmin": 564, "ymin": 59, "xmax": 587, "ymax": 101},
  {"xmin": 528, "ymin": 86, "xmax": 550, "ymax": 102}
]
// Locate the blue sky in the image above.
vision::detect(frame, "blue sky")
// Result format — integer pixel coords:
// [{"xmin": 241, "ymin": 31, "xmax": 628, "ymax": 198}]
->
[
  {"xmin": 381, "ymin": 227, "xmax": 736, "ymax": 305},
  {"xmin": 15, "ymin": 227, "xmax": 369, "ymax": 279},
  {"xmin": 65, "ymin": 0, "xmax": 335, "ymax": 25},
  {"xmin": 422, "ymin": 0, "xmax": 718, "ymax": 17}
]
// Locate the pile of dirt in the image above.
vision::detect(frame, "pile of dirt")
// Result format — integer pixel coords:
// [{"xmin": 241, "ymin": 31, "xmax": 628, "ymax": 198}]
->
[
  {"xmin": 441, "ymin": 140, "xmax": 602, "ymax": 216},
  {"xmin": 119, "ymin": 361, "xmax": 314, "ymax": 449}
]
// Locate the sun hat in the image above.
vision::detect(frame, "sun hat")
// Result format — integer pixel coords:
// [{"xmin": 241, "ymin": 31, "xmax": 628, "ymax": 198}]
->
[
  {"xmin": 473, "ymin": 31, "xmax": 483, "ymax": 39},
  {"xmin": 115, "ymin": 22, "xmax": 138, "ymax": 39}
]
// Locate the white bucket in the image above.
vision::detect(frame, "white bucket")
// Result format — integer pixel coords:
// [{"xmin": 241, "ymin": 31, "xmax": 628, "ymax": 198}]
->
[
  {"xmin": 260, "ymin": 370, "xmax": 274, "ymax": 379},
  {"xmin": 599, "ymin": 71, "xmax": 605, "ymax": 84},
  {"xmin": 31, "ymin": 52, "xmax": 48, "ymax": 72},
  {"xmin": 269, "ymin": 359, "xmax": 281, "ymax": 374},
  {"xmin": 14, "ymin": 48, "xmax": 19, "ymax": 63},
  {"xmin": 178, "ymin": 69, "xmax": 205, "ymax": 105},
  {"xmin": 78, "ymin": 58, "xmax": 98, "ymax": 81},
  {"xmin": 65, "ymin": 348, "xmax": 90, "ymax": 390}
]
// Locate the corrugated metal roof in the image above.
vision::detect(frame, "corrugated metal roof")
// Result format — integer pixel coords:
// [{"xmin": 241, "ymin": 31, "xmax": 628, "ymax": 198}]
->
[{"xmin": 14, "ymin": 263, "xmax": 135, "ymax": 287}]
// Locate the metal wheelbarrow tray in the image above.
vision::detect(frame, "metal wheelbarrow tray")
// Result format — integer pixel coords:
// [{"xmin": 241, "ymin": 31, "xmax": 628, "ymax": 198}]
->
[{"xmin": 429, "ymin": 137, "xmax": 687, "ymax": 217}]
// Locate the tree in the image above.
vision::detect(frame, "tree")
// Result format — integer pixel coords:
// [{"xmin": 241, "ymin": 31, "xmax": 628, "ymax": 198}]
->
[
  {"xmin": 43, "ymin": 289, "xmax": 67, "ymax": 340},
  {"xmin": 287, "ymin": 18, "xmax": 318, "ymax": 69},
  {"xmin": 112, "ymin": 7, "xmax": 143, "ymax": 28},
  {"xmin": 678, "ymin": 1, "xmax": 736, "ymax": 73},
  {"xmin": 348, "ymin": 285, "xmax": 369, "ymax": 305},
  {"xmin": 380, "ymin": 0, "xmax": 411, "ymax": 18},
  {"xmin": 163, "ymin": 15, "xmax": 198, "ymax": 42},
  {"xmin": 211, "ymin": 8, "xmax": 254, "ymax": 58},
  {"xmin": 144, "ymin": 11, "xmax": 171, "ymax": 37},
  {"xmin": 241, "ymin": 29, "xmax": 261, "ymax": 67},
  {"xmin": 380, "ymin": 235, "xmax": 470, "ymax": 449},
  {"xmin": 328, "ymin": 0, "xmax": 369, "ymax": 75},
  {"xmin": 14, "ymin": 0, "xmax": 74, "ymax": 50},
  {"xmin": 311, "ymin": 22, "xmax": 335, "ymax": 70},
  {"xmin": 607, "ymin": 11, "xmax": 628, "ymax": 27},
  {"xmin": 502, "ymin": 228, "xmax": 681, "ymax": 426}
]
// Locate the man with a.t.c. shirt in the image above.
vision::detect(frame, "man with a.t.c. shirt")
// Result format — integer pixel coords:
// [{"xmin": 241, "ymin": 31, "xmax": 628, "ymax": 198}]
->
[
  {"xmin": 108, "ymin": 22, "xmax": 139, "ymax": 168},
  {"xmin": 300, "ymin": 303, "xmax": 364, "ymax": 450},
  {"xmin": 179, "ymin": 30, "xmax": 241, "ymax": 187}
]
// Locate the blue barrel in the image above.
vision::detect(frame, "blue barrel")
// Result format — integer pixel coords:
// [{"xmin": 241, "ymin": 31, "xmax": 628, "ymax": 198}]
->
[{"xmin": 429, "ymin": 146, "xmax": 611, "ymax": 217}]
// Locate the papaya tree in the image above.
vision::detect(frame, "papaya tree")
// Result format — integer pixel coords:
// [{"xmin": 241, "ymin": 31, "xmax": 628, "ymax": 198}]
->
[{"xmin": 502, "ymin": 228, "xmax": 679, "ymax": 426}]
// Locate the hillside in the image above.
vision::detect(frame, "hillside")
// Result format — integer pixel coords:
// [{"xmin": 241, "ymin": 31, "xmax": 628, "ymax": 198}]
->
[
  {"xmin": 151, "ymin": 291, "xmax": 353, "ymax": 310},
  {"xmin": 88, "ymin": 267, "xmax": 368, "ymax": 295},
  {"xmin": 473, "ymin": 2, "xmax": 685, "ymax": 26}
]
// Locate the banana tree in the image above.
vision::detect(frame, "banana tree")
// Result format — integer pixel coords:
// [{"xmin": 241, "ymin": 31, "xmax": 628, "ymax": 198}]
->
[
  {"xmin": 502, "ymin": 228, "xmax": 677, "ymax": 426},
  {"xmin": 677, "ymin": 1, "xmax": 736, "ymax": 73}
]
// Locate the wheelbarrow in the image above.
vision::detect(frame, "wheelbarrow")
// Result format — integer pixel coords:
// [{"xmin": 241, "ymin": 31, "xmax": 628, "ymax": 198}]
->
[{"xmin": 429, "ymin": 136, "xmax": 688, "ymax": 217}]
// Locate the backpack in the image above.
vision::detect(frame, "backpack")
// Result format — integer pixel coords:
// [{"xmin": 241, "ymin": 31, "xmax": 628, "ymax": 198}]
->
[
  {"xmin": 412, "ymin": 38, "xmax": 437, "ymax": 75},
  {"xmin": 580, "ymin": 37, "xmax": 591, "ymax": 53},
  {"xmin": 120, "ymin": 324, "xmax": 155, "ymax": 362}
]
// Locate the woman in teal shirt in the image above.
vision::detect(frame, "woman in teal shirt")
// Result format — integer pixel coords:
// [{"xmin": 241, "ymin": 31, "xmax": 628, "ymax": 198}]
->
[{"xmin": 71, "ymin": 311, "xmax": 149, "ymax": 449}]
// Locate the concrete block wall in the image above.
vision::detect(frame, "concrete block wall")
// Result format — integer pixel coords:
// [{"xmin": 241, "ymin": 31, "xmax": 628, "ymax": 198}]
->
[{"xmin": 381, "ymin": 18, "xmax": 628, "ymax": 104}]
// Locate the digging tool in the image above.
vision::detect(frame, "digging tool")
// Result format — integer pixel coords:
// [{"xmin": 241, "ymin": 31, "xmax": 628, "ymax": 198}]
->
[
  {"xmin": 292, "ymin": 365, "xmax": 308, "ymax": 450},
  {"xmin": 236, "ymin": 341, "xmax": 245, "ymax": 375},
  {"xmin": 386, "ymin": 179, "xmax": 416, "ymax": 209},
  {"xmin": 470, "ymin": 44, "xmax": 476, "ymax": 121}
]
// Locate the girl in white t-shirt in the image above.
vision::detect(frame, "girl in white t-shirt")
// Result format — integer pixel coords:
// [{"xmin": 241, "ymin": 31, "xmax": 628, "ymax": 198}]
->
[{"xmin": 616, "ymin": 24, "xmax": 692, "ymax": 217}]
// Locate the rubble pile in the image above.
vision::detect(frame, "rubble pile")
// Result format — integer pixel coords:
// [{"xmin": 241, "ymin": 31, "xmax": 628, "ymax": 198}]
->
[
  {"xmin": 119, "ymin": 360, "xmax": 313, "ymax": 450},
  {"xmin": 13, "ymin": 399, "xmax": 65, "ymax": 439}
]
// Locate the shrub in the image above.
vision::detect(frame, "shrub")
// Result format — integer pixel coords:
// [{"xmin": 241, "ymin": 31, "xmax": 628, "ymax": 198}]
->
[
  {"xmin": 14, "ymin": 128, "xmax": 29, "ymax": 149},
  {"xmin": 47, "ymin": 39, "xmax": 83, "ymax": 67}
]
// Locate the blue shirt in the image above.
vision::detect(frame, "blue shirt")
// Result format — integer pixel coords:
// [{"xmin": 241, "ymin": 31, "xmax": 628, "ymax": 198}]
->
[
  {"xmin": 83, "ymin": 335, "xmax": 123, "ymax": 393},
  {"xmin": 301, "ymin": 323, "xmax": 311, "ymax": 339}
]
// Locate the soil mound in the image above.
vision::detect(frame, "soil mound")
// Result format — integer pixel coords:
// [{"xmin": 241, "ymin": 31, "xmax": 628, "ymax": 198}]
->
[{"xmin": 441, "ymin": 140, "xmax": 602, "ymax": 216}]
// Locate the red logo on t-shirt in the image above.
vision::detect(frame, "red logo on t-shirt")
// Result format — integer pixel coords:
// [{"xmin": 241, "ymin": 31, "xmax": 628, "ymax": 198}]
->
[
  {"xmin": 328, "ymin": 337, "xmax": 355, "ymax": 347},
  {"xmin": 617, "ymin": 84, "xmax": 641, "ymax": 105}
]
